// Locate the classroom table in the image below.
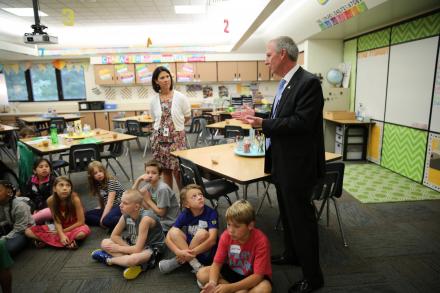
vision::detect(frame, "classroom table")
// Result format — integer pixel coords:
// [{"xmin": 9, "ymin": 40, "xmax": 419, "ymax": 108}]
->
[
  {"xmin": 20, "ymin": 129, "xmax": 138, "ymax": 181},
  {"xmin": 18, "ymin": 114, "xmax": 83, "ymax": 125},
  {"xmin": 172, "ymin": 143, "xmax": 342, "ymax": 199},
  {"xmin": 206, "ymin": 119, "xmax": 255, "ymax": 130},
  {"xmin": 112, "ymin": 115, "xmax": 154, "ymax": 129},
  {"xmin": 0, "ymin": 124, "xmax": 18, "ymax": 133}
]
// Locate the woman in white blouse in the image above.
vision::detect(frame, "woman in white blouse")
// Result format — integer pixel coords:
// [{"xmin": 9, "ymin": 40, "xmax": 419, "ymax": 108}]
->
[{"xmin": 150, "ymin": 66, "xmax": 191, "ymax": 189}]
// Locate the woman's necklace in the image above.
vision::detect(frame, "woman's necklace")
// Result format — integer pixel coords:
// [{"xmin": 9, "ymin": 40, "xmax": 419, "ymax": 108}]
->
[{"xmin": 160, "ymin": 91, "xmax": 172, "ymax": 102}]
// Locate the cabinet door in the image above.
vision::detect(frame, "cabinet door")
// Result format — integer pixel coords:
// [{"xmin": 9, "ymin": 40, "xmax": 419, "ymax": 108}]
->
[
  {"xmin": 115, "ymin": 64, "xmax": 135, "ymax": 85},
  {"xmin": 217, "ymin": 62, "xmax": 237, "ymax": 82},
  {"xmin": 135, "ymin": 64, "xmax": 155, "ymax": 84},
  {"xmin": 94, "ymin": 65, "xmax": 115, "ymax": 85},
  {"xmin": 257, "ymin": 61, "xmax": 269, "ymax": 81},
  {"xmin": 80, "ymin": 112, "xmax": 96, "ymax": 129},
  {"xmin": 196, "ymin": 62, "xmax": 217, "ymax": 82},
  {"xmin": 237, "ymin": 61, "xmax": 257, "ymax": 82},
  {"xmin": 95, "ymin": 112, "xmax": 110, "ymax": 130},
  {"xmin": 176, "ymin": 63, "xmax": 196, "ymax": 82}
]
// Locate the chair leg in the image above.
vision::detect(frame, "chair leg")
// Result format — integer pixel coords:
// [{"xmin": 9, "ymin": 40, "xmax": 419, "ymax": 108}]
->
[
  {"xmin": 326, "ymin": 198, "xmax": 330, "ymax": 227},
  {"xmin": 225, "ymin": 195, "xmax": 232, "ymax": 206},
  {"xmin": 331, "ymin": 198, "xmax": 348, "ymax": 247},
  {"xmin": 256, "ymin": 182, "xmax": 271, "ymax": 215},
  {"xmin": 136, "ymin": 137, "xmax": 142, "ymax": 150},
  {"xmin": 143, "ymin": 136, "xmax": 150, "ymax": 157},
  {"xmin": 114, "ymin": 158, "xmax": 131, "ymax": 181},
  {"xmin": 107, "ymin": 161, "xmax": 117, "ymax": 176},
  {"xmin": 274, "ymin": 216, "xmax": 282, "ymax": 231}
]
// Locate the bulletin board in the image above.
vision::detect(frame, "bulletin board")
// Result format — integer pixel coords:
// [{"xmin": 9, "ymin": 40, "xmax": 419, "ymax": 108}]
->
[
  {"xmin": 355, "ymin": 47, "xmax": 389, "ymax": 121},
  {"xmin": 430, "ymin": 46, "xmax": 440, "ymax": 133},
  {"xmin": 385, "ymin": 36, "xmax": 438, "ymax": 129},
  {"xmin": 424, "ymin": 133, "xmax": 440, "ymax": 191}
]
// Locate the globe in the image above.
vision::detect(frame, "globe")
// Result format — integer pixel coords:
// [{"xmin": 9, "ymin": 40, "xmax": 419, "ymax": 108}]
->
[{"xmin": 326, "ymin": 68, "xmax": 343, "ymax": 86}]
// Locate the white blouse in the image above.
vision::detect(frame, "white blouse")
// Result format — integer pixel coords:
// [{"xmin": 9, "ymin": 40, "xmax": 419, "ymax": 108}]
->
[{"xmin": 150, "ymin": 90, "xmax": 191, "ymax": 131}]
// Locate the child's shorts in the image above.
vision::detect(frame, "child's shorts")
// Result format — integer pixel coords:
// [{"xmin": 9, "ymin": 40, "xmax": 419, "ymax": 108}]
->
[{"xmin": 220, "ymin": 265, "xmax": 246, "ymax": 283}]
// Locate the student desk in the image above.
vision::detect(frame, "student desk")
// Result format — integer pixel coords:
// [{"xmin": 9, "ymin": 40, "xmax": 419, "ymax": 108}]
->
[
  {"xmin": 20, "ymin": 129, "xmax": 137, "ymax": 181},
  {"xmin": 172, "ymin": 143, "xmax": 342, "ymax": 199},
  {"xmin": 112, "ymin": 115, "xmax": 154, "ymax": 129},
  {"xmin": 18, "ymin": 114, "xmax": 83, "ymax": 125}
]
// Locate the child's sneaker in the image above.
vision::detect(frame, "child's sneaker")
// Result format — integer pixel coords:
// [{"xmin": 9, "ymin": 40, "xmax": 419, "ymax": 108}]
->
[
  {"xmin": 189, "ymin": 258, "xmax": 203, "ymax": 273},
  {"xmin": 91, "ymin": 249, "xmax": 112, "ymax": 265},
  {"xmin": 123, "ymin": 266, "xmax": 142, "ymax": 280},
  {"xmin": 158, "ymin": 258, "xmax": 182, "ymax": 274}
]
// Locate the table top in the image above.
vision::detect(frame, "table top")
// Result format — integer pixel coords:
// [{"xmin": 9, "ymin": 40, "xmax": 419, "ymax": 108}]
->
[
  {"xmin": 19, "ymin": 114, "xmax": 83, "ymax": 123},
  {"xmin": 172, "ymin": 143, "xmax": 342, "ymax": 185},
  {"xmin": 112, "ymin": 115, "xmax": 154, "ymax": 123},
  {"xmin": 20, "ymin": 129, "xmax": 137, "ymax": 155},
  {"xmin": 206, "ymin": 119, "xmax": 254, "ymax": 130},
  {"xmin": 324, "ymin": 118, "xmax": 374, "ymax": 125},
  {"xmin": 0, "ymin": 124, "xmax": 18, "ymax": 133}
]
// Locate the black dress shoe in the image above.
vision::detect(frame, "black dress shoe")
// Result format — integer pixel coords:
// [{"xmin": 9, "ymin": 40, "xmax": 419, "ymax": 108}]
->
[
  {"xmin": 288, "ymin": 279, "xmax": 323, "ymax": 293},
  {"xmin": 271, "ymin": 254, "xmax": 299, "ymax": 265}
]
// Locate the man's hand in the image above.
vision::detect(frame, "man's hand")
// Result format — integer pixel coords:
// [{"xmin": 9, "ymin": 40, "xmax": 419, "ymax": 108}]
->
[
  {"xmin": 231, "ymin": 105, "xmax": 255, "ymax": 121},
  {"xmin": 201, "ymin": 281, "xmax": 216, "ymax": 293},
  {"xmin": 243, "ymin": 115, "xmax": 263, "ymax": 128}
]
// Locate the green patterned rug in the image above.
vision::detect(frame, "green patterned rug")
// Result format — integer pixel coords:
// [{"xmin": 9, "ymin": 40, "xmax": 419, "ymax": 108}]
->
[{"xmin": 344, "ymin": 163, "xmax": 440, "ymax": 203}]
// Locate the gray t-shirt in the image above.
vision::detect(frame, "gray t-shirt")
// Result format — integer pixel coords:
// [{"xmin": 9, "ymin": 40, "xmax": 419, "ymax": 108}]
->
[
  {"xmin": 122, "ymin": 209, "xmax": 165, "ymax": 252},
  {"xmin": 140, "ymin": 180, "xmax": 179, "ymax": 231}
]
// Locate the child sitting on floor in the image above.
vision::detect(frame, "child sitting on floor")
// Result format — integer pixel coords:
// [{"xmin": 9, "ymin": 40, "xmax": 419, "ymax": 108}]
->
[
  {"xmin": 91, "ymin": 189, "xmax": 165, "ymax": 280},
  {"xmin": 22, "ymin": 158, "xmax": 54, "ymax": 224},
  {"xmin": 86, "ymin": 161, "xmax": 124, "ymax": 231},
  {"xmin": 25, "ymin": 176, "xmax": 90, "ymax": 249},
  {"xmin": 197, "ymin": 200, "xmax": 272, "ymax": 293},
  {"xmin": 0, "ymin": 180, "xmax": 34, "ymax": 256},
  {"xmin": 132, "ymin": 160, "xmax": 179, "ymax": 233},
  {"xmin": 159, "ymin": 184, "xmax": 218, "ymax": 274}
]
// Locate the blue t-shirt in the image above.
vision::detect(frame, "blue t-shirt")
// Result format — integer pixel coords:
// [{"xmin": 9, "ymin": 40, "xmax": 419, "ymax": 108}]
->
[{"xmin": 173, "ymin": 205, "xmax": 218, "ymax": 242}]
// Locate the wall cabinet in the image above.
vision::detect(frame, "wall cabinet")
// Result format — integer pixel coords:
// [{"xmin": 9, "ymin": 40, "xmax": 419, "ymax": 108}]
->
[
  {"xmin": 135, "ymin": 63, "xmax": 176, "ymax": 84},
  {"xmin": 94, "ymin": 64, "xmax": 135, "ymax": 85},
  {"xmin": 257, "ymin": 61, "xmax": 269, "ymax": 81},
  {"xmin": 176, "ymin": 62, "xmax": 217, "ymax": 83},
  {"xmin": 95, "ymin": 112, "xmax": 110, "ymax": 130},
  {"xmin": 94, "ymin": 65, "xmax": 116, "ymax": 85},
  {"xmin": 217, "ymin": 61, "xmax": 257, "ymax": 82},
  {"xmin": 80, "ymin": 112, "xmax": 96, "ymax": 129}
]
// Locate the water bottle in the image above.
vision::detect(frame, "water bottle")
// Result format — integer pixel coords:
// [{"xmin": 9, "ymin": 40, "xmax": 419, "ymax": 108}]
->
[
  {"xmin": 356, "ymin": 103, "xmax": 364, "ymax": 121},
  {"xmin": 50, "ymin": 124, "xmax": 58, "ymax": 144}
]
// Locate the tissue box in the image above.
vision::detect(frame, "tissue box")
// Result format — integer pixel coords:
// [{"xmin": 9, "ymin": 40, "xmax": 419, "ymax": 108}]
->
[
  {"xmin": 324, "ymin": 111, "xmax": 355, "ymax": 120},
  {"xmin": 105, "ymin": 103, "xmax": 117, "ymax": 110}
]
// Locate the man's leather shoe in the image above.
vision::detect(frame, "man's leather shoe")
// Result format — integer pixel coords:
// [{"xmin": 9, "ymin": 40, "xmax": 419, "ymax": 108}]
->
[
  {"xmin": 288, "ymin": 279, "xmax": 323, "ymax": 293},
  {"xmin": 271, "ymin": 254, "xmax": 299, "ymax": 265}
]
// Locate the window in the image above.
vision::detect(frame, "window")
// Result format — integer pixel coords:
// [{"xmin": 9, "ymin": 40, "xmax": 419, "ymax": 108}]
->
[
  {"xmin": 3, "ymin": 63, "xmax": 86, "ymax": 102},
  {"xmin": 60, "ymin": 66, "xmax": 86, "ymax": 100},
  {"xmin": 30, "ymin": 65, "xmax": 58, "ymax": 101},
  {"xmin": 4, "ymin": 66, "xmax": 28, "ymax": 101}
]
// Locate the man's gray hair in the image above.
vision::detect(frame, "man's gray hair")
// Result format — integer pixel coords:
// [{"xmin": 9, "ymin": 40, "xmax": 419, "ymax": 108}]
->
[{"xmin": 272, "ymin": 36, "xmax": 299, "ymax": 62}]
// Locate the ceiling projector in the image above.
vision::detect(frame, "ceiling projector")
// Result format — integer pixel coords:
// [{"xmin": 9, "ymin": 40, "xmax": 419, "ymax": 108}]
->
[{"xmin": 24, "ymin": 33, "xmax": 58, "ymax": 44}]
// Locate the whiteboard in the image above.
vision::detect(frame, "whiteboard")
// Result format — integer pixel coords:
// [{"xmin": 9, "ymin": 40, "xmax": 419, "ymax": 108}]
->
[
  {"xmin": 430, "ymin": 46, "xmax": 440, "ymax": 133},
  {"xmin": 355, "ymin": 47, "xmax": 389, "ymax": 121},
  {"xmin": 385, "ymin": 37, "xmax": 439, "ymax": 129}
]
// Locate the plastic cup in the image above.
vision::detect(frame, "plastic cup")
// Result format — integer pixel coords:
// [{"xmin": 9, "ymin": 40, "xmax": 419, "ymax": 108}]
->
[
  {"xmin": 42, "ymin": 140, "xmax": 49, "ymax": 147},
  {"xmin": 112, "ymin": 133, "xmax": 118, "ymax": 139}
]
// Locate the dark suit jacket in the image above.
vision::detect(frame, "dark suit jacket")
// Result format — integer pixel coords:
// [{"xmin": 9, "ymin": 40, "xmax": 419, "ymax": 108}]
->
[{"xmin": 262, "ymin": 67, "xmax": 325, "ymax": 191}]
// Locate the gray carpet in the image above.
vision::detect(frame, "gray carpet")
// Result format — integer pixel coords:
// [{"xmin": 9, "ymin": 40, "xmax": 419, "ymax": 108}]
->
[{"xmin": 3, "ymin": 137, "xmax": 440, "ymax": 292}]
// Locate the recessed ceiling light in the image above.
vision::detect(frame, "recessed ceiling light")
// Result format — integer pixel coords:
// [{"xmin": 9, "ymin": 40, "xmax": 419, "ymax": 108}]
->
[
  {"xmin": 2, "ymin": 8, "xmax": 48, "ymax": 17},
  {"xmin": 174, "ymin": 5, "xmax": 205, "ymax": 14}
]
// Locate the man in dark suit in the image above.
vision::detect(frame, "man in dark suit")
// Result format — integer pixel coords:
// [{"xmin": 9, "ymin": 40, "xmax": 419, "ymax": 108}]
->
[{"xmin": 245, "ymin": 36, "xmax": 325, "ymax": 293}]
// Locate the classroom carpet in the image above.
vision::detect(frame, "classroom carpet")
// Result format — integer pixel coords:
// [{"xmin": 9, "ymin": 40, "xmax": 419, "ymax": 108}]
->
[{"xmin": 343, "ymin": 163, "xmax": 440, "ymax": 203}]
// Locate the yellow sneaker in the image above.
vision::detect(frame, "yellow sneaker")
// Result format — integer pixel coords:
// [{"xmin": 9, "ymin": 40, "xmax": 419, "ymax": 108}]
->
[{"xmin": 123, "ymin": 266, "xmax": 142, "ymax": 280}]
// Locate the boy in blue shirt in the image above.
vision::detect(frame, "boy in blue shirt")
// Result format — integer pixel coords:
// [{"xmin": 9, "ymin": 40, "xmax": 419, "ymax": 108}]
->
[{"xmin": 159, "ymin": 184, "xmax": 218, "ymax": 274}]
